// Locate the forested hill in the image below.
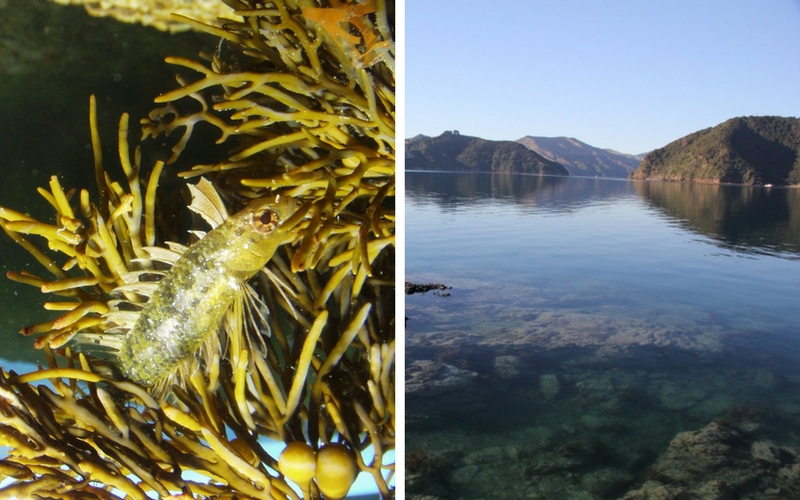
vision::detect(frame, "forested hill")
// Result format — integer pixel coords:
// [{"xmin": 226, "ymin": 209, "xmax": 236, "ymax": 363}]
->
[
  {"xmin": 630, "ymin": 116, "xmax": 800, "ymax": 185},
  {"xmin": 406, "ymin": 131, "xmax": 569, "ymax": 176}
]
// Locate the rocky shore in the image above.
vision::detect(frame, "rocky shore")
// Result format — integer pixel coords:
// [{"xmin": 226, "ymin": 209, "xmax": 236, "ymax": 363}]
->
[{"xmin": 405, "ymin": 281, "xmax": 452, "ymax": 296}]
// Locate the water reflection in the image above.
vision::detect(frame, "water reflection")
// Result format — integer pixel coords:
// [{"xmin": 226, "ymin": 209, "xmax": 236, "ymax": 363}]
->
[
  {"xmin": 406, "ymin": 171, "xmax": 633, "ymax": 212},
  {"xmin": 406, "ymin": 171, "xmax": 800, "ymax": 259},
  {"xmin": 406, "ymin": 170, "xmax": 565, "ymax": 200},
  {"xmin": 635, "ymin": 181, "xmax": 800, "ymax": 258}
]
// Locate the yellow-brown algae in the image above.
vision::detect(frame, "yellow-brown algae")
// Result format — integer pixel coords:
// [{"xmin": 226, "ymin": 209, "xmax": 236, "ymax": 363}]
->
[{"xmin": 0, "ymin": 0, "xmax": 395, "ymax": 496}]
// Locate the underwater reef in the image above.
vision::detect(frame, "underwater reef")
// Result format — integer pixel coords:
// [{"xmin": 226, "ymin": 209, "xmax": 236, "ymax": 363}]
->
[
  {"xmin": 0, "ymin": 0, "xmax": 394, "ymax": 498},
  {"xmin": 406, "ymin": 347, "xmax": 800, "ymax": 500}
]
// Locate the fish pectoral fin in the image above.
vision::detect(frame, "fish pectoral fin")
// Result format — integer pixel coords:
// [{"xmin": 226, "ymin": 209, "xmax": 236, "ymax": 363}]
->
[
  {"xmin": 144, "ymin": 244, "xmax": 184, "ymax": 264},
  {"xmin": 188, "ymin": 178, "xmax": 229, "ymax": 229}
]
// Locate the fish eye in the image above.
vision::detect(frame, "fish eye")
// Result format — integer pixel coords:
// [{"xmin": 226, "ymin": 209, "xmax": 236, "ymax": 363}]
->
[{"xmin": 254, "ymin": 208, "xmax": 278, "ymax": 232}]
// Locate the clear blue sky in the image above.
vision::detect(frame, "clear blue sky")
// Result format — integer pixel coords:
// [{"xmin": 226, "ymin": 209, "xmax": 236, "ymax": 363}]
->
[{"xmin": 405, "ymin": 1, "xmax": 800, "ymax": 154}]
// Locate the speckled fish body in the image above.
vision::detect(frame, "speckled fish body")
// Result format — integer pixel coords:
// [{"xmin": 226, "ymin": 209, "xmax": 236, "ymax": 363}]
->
[{"xmin": 118, "ymin": 195, "xmax": 296, "ymax": 387}]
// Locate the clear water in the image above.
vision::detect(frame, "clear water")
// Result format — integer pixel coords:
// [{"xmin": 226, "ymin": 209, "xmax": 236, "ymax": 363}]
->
[{"xmin": 405, "ymin": 172, "xmax": 800, "ymax": 499}]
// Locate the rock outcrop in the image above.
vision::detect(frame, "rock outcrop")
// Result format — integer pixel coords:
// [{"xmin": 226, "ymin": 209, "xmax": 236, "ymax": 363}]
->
[{"xmin": 622, "ymin": 420, "xmax": 800, "ymax": 499}]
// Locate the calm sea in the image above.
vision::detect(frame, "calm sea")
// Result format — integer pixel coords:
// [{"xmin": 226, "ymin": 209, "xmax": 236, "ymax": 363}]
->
[{"xmin": 406, "ymin": 172, "xmax": 800, "ymax": 499}]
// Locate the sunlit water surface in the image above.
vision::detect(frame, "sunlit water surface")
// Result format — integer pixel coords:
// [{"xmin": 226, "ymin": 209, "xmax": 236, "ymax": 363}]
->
[{"xmin": 406, "ymin": 172, "xmax": 800, "ymax": 499}]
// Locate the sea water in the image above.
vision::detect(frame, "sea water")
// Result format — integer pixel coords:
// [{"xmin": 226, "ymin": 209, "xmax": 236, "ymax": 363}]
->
[{"xmin": 406, "ymin": 172, "xmax": 800, "ymax": 499}]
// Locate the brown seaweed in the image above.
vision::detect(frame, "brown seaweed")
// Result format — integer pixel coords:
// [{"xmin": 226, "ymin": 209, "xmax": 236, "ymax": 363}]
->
[{"xmin": 0, "ymin": 1, "xmax": 394, "ymax": 497}]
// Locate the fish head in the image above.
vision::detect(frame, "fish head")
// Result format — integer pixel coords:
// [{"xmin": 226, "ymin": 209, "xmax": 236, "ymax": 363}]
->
[{"xmin": 223, "ymin": 194, "xmax": 298, "ymax": 275}]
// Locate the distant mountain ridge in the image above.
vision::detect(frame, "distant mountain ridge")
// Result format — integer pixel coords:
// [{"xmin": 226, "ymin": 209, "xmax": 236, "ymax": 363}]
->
[
  {"xmin": 405, "ymin": 131, "xmax": 569, "ymax": 176},
  {"xmin": 630, "ymin": 116, "xmax": 800, "ymax": 185},
  {"xmin": 516, "ymin": 136, "xmax": 641, "ymax": 178}
]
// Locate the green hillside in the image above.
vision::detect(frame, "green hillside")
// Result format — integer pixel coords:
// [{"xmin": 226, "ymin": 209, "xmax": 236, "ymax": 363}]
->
[
  {"xmin": 630, "ymin": 116, "xmax": 800, "ymax": 185},
  {"xmin": 406, "ymin": 131, "xmax": 569, "ymax": 176}
]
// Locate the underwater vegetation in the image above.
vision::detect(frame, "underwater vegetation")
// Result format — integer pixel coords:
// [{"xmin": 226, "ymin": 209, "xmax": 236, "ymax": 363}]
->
[
  {"xmin": 0, "ymin": 0, "xmax": 394, "ymax": 498},
  {"xmin": 48, "ymin": 0, "xmax": 240, "ymax": 33}
]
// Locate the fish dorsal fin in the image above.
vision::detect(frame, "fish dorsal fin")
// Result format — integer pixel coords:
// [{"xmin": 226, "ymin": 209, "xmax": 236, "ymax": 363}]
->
[{"xmin": 188, "ymin": 178, "xmax": 229, "ymax": 229}]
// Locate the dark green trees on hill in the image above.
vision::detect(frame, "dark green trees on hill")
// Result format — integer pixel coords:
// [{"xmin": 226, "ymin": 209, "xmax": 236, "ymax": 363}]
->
[
  {"xmin": 631, "ymin": 116, "xmax": 800, "ymax": 185},
  {"xmin": 406, "ymin": 131, "xmax": 569, "ymax": 176}
]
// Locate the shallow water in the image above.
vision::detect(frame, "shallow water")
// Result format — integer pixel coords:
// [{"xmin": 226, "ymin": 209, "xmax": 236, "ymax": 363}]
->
[{"xmin": 406, "ymin": 172, "xmax": 800, "ymax": 499}]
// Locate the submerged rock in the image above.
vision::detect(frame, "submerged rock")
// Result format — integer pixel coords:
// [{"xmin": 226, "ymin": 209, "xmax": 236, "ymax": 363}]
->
[
  {"xmin": 406, "ymin": 448, "xmax": 463, "ymax": 500},
  {"xmin": 580, "ymin": 468, "xmax": 635, "ymax": 496},
  {"xmin": 406, "ymin": 360, "xmax": 477, "ymax": 397},
  {"xmin": 493, "ymin": 355, "xmax": 521, "ymax": 379},
  {"xmin": 539, "ymin": 373, "xmax": 561, "ymax": 399},
  {"xmin": 621, "ymin": 420, "xmax": 800, "ymax": 499},
  {"xmin": 406, "ymin": 307, "xmax": 725, "ymax": 353},
  {"xmin": 751, "ymin": 440, "xmax": 784, "ymax": 466},
  {"xmin": 655, "ymin": 380, "xmax": 706, "ymax": 410}
]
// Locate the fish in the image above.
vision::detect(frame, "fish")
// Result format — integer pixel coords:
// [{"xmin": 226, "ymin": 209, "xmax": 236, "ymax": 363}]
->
[{"xmin": 114, "ymin": 179, "xmax": 297, "ymax": 389}]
